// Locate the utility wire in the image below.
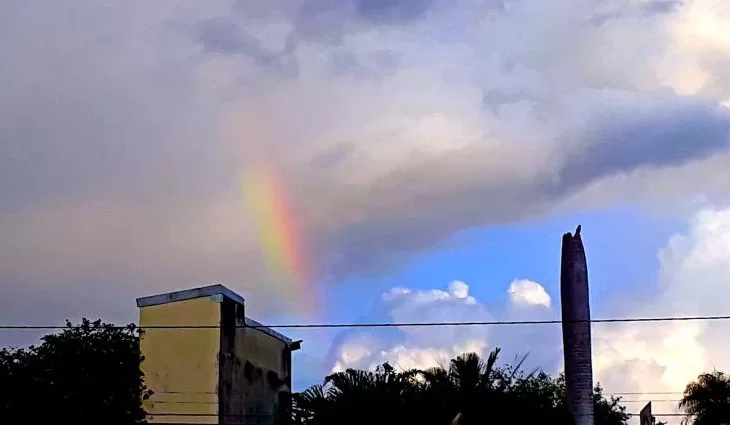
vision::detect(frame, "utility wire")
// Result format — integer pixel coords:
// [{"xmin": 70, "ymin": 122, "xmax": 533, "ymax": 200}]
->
[
  {"xmin": 142, "ymin": 390, "xmax": 690, "ymax": 400},
  {"xmin": 2, "ymin": 314, "xmax": 730, "ymax": 330},
  {"xmin": 609, "ymin": 391, "xmax": 683, "ymax": 395},
  {"xmin": 150, "ymin": 394, "xmax": 679, "ymax": 403},
  {"xmin": 0, "ymin": 315, "xmax": 707, "ymax": 415},
  {"xmin": 630, "ymin": 413, "xmax": 685, "ymax": 417},
  {"xmin": 134, "ymin": 412, "xmax": 690, "ymax": 417},
  {"xmin": 150, "ymin": 392, "xmax": 681, "ymax": 402}
]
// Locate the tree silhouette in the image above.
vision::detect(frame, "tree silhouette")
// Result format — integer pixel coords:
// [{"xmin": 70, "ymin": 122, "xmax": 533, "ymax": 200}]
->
[
  {"xmin": 0, "ymin": 318, "xmax": 150, "ymax": 423},
  {"xmin": 294, "ymin": 362, "xmax": 420, "ymax": 425},
  {"xmin": 680, "ymin": 370, "xmax": 730, "ymax": 425},
  {"xmin": 294, "ymin": 348, "xmax": 629, "ymax": 425}
]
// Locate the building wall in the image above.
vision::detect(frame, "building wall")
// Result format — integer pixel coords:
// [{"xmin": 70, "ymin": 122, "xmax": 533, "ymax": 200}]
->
[
  {"xmin": 218, "ymin": 297, "xmax": 247, "ymax": 424},
  {"xmin": 139, "ymin": 296, "xmax": 222, "ymax": 424},
  {"xmin": 240, "ymin": 328, "xmax": 291, "ymax": 425},
  {"xmin": 219, "ymin": 319, "xmax": 291, "ymax": 425}
]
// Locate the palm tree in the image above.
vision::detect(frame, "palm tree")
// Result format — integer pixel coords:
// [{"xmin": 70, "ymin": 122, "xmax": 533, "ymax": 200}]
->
[
  {"xmin": 419, "ymin": 348, "xmax": 533, "ymax": 425},
  {"xmin": 293, "ymin": 384, "xmax": 328, "ymax": 425},
  {"xmin": 293, "ymin": 363, "xmax": 420, "ymax": 425},
  {"xmin": 679, "ymin": 370, "xmax": 730, "ymax": 425}
]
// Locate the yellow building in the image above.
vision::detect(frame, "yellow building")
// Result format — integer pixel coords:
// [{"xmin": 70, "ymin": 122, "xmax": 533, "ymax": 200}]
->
[{"xmin": 137, "ymin": 284, "xmax": 301, "ymax": 425}]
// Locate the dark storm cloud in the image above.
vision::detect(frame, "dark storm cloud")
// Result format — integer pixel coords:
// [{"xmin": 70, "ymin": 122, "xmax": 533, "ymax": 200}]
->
[
  {"xmin": 317, "ymin": 92, "xmax": 730, "ymax": 279},
  {"xmin": 557, "ymin": 96, "xmax": 730, "ymax": 190}
]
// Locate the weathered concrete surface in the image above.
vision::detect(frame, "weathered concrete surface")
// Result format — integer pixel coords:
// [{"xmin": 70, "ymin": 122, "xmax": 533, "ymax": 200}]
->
[{"xmin": 560, "ymin": 226, "xmax": 595, "ymax": 425}]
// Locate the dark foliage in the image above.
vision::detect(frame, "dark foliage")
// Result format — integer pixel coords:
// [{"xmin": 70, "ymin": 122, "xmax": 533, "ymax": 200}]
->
[
  {"xmin": 0, "ymin": 318, "xmax": 150, "ymax": 424},
  {"xmin": 680, "ymin": 370, "xmax": 730, "ymax": 425},
  {"xmin": 293, "ymin": 348, "xmax": 629, "ymax": 425}
]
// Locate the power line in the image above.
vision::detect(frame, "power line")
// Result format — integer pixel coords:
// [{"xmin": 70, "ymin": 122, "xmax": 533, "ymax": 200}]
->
[
  {"xmin": 629, "ymin": 413, "xmax": 685, "ymax": 417},
  {"xmin": 147, "ymin": 390, "xmax": 684, "ymax": 396},
  {"xmin": 144, "ymin": 412, "xmax": 271, "ymax": 417},
  {"xmin": 609, "ymin": 391, "xmax": 682, "ymax": 395},
  {"xmin": 150, "ymin": 391, "xmax": 681, "ymax": 402},
  {"xmin": 148, "ymin": 390, "xmax": 686, "ymax": 402},
  {"xmin": 2, "ymin": 314, "xmax": 730, "ymax": 330},
  {"xmin": 121, "ymin": 411, "xmax": 691, "ymax": 418},
  {"xmin": 157, "ymin": 396, "xmax": 682, "ymax": 402},
  {"xmin": 148, "ymin": 390, "xmax": 682, "ymax": 400}
]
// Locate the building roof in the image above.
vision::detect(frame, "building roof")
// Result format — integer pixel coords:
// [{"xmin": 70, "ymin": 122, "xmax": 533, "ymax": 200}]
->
[
  {"xmin": 135, "ymin": 284, "xmax": 295, "ymax": 344},
  {"xmin": 136, "ymin": 283, "xmax": 245, "ymax": 308},
  {"xmin": 245, "ymin": 317, "xmax": 293, "ymax": 344}
]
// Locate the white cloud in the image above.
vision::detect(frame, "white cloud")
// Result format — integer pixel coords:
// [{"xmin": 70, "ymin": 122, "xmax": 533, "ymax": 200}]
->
[
  {"xmin": 329, "ymin": 279, "xmax": 552, "ymax": 372},
  {"xmin": 508, "ymin": 279, "xmax": 552, "ymax": 308},
  {"xmin": 449, "ymin": 281, "xmax": 470, "ymax": 300},
  {"xmin": 330, "ymin": 281, "xmax": 492, "ymax": 372},
  {"xmin": 591, "ymin": 206, "xmax": 730, "ymax": 423},
  {"xmin": 332, "ymin": 339, "xmax": 490, "ymax": 373}
]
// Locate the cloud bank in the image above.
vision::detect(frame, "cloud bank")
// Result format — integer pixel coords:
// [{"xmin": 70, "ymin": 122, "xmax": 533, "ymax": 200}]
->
[
  {"xmin": 328, "ymin": 278, "xmax": 557, "ymax": 374},
  {"xmin": 1, "ymin": 0, "xmax": 730, "ymax": 334}
]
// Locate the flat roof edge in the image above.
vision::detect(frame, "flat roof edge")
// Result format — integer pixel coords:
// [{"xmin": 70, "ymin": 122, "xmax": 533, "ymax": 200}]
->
[
  {"xmin": 245, "ymin": 317, "xmax": 293, "ymax": 344},
  {"xmin": 136, "ymin": 284, "xmax": 245, "ymax": 308}
]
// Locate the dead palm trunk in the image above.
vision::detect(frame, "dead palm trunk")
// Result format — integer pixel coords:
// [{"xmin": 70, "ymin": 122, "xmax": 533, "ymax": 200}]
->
[{"xmin": 560, "ymin": 226, "xmax": 594, "ymax": 425}]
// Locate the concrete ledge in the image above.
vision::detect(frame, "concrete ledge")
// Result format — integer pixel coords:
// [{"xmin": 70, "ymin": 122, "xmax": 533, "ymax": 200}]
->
[
  {"xmin": 244, "ymin": 317, "xmax": 293, "ymax": 344},
  {"xmin": 136, "ymin": 284, "xmax": 245, "ymax": 308},
  {"xmin": 136, "ymin": 283, "xmax": 297, "ymax": 346}
]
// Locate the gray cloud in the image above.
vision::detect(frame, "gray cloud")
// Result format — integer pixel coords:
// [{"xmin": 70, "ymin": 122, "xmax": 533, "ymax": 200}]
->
[
  {"xmin": 2, "ymin": 0, "xmax": 730, "ymax": 334},
  {"xmin": 197, "ymin": 19, "xmax": 253, "ymax": 55},
  {"xmin": 353, "ymin": 0, "xmax": 434, "ymax": 23},
  {"xmin": 195, "ymin": 18, "xmax": 299, "ymax": 77},
  {"xmin": 590, "ymin": 0, "xmax": 681, "ymax": 26},
  {"xmin": 308, "ymin": 91, "xmax": 730, "ymax": 278},
  {"xmin": 555, "ymin": 92, "xmax": 730, "ymax": 191}
]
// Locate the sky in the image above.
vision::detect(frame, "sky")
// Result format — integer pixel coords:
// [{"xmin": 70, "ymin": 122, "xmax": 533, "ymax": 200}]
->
[{"xmin": 1, "ymin": 0, "xmax": 730, "ymax": 423}]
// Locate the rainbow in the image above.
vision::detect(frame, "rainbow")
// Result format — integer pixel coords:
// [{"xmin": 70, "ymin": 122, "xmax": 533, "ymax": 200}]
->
[{"xmin": 243, "ymin": 163, "xmax": 318, "ymax": 317}]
